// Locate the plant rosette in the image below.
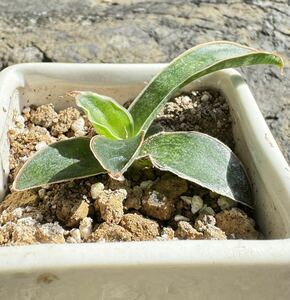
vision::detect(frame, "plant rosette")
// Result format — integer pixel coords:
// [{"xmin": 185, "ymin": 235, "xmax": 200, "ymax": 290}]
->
[{"xmin": 12, "ymin": 41, "xmax": 283, "ymax": 210}]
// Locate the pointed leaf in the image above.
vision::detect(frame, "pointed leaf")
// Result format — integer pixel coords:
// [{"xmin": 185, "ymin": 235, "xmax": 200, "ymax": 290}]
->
[
  {"xmin": 90, "ymin": 133, "xmax": 144, "ymax": 177},
  {"xmin": 129, "ymin": 41, "xmax": 283, "ymax": 135},
  {"xmin": 74, "ymin": 91, "xmax": 134, "ymax": 140},
  {"xmin": 13, "ymin": 138, "xmax": 105, "ymax": 191},
  {"xmin": 141, "ymin": 132, "xmax": 252, "ymax": 207}
]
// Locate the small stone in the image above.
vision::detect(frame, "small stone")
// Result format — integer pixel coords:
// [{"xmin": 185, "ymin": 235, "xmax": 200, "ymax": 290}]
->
[
  {"xmin": 142, "ymin": 190, "xmax": 175, "ymax": 221},
  {"xmin": 22, "ymin": 107, "xmax": 31, "ymax": 114},
  {"xmin": 89, "ymin": 223, "xmax": 132, "ymax": 242},
  {"xmin": 51, "ymin": 107, "xmax": 80, "ymax": 136},
  {"xmin": 174, "ymin": 214, "xmax": 190, "ymax": 222},
  {"xmin": 0, "ymin": 207, "xmax": 23, "ymax": 224},
  {"xmin": 95, "ymin": 189, "xmax": 127, "ymax": 224},
  {"xmin": 10, "ymin": 221, "xmax": 38, "ymax": 245},
  {"xmin": 0, "ymin": 190, "xmax": 38, "ymax": 213},
  {"xmin": 160, "ymin": 227, "xmax": 175, "ymax": 240},
  {"xmin": 199, "ymin": 205, "xmax": 215, "ymax": 216},
  {"xmin": 217, "ymin": 196, "xmax": 237, "ymax": 210},
  {"xmin": 0, "ymin": 224, "xmax": 13, "ymax": 245},
  {"xmin": 121, "ymin": 213, "xmax": 160, "ymax": 241},
  {"xmin": 56, "ymin": 198, "xmax": 89, "ymax": 228},
  {"xmin": 215, "ymin": 208, "xmax": 259, "ymax": 239},
  {"xmin": 202, "ymin": 225, "xmax": 227, "ymax": 240},
  {"xmin": 191, "ymin": 195, "xmax": 203, "ymax": 214},
  {"xmin": 22, "ymin": 206, "xmax": 43, "ymax": 222},
  {"xmin": 30, "ymin": 104, "xmax": 58, "ymax": 128},
  {"xmin": 71, "ymin": 117, "xmax": 86, "ymax": 136},
  {"xmin": 201, "ymin": 93, "xmax": 210, "ymax": 102},
  {"xmin": 15, "ymin": 115, "xmax": 25, "ymax": 129},
  {"xmin": 67, "ymin": 228, "xmax": 82, "ymax": 243},
  {"xmin": 35, "ymin": 223, "xmax": 65, "ymax": 244},
  {"xmin": 79, "ymin": 217, "xmax": 93, "ymax": 240},
  {"xmin": 35, "ymin": 141, "xmax": 47, "ymax": 151},
  {"xmin": 194, "ymin": 214, "xmax": 227, "ymax": 240},
  {"xmin": 19, "ymin": 156, "xmax": 28, "ymax": 162},
  {"xmin": 38, "ymin": 188, "xmax": 46, "ymax": 199},
  {"xmin": 90, "ymin": 182, "xmax": 105, "ymax": 199},
  {"xmin": 175, "ymin": 221, "xmax": 203, "ymax": 240},
  {"xmin": 180, "ymin": 196, "xmax": 192, "ymax": 205},
  {"xmin": 152, "ymin": 173, "xmax": 188, "ymax": 199},
  {"xmin": 124, "ymin": 186, "xmax": 142, "ymax": 210},
  {"xmin": 194, "ymin": 214, "xmax": 216, "ymax": 230}
]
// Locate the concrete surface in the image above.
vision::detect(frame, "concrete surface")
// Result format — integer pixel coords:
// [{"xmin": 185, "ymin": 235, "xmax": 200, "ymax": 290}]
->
[{"xmin": 0, "ymin": 0, "xmax": 289, "ymax": 162}]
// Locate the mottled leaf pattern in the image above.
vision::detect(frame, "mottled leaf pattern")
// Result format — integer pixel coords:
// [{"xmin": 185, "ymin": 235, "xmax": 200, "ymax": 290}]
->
[
  {"xmin": 129, "ymin": 41, "xmax": 283, "ymax": 135},
  {"xmin": 90, "ymin": 132, "xmax": 144, "ymax": 176},
  {"xmin": 13, "ymin": 138, "xmax": 104, "ymax": 191},
  {"xmin": 141, "ymin": 132, "xmax": 252, "ymax": 207}
]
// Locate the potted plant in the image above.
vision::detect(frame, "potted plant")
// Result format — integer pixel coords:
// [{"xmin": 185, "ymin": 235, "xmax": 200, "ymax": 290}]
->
[{"xmin": 0, "ymin": 41, "xmax": 289, "ymax": 299}]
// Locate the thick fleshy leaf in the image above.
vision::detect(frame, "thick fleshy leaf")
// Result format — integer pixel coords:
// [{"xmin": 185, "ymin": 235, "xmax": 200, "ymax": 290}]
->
[
  {"xmin": 73, "ymin": 91, "xmax": 134, "ymax": 140},
  {"xmin": 13, "ymin": 138, "xmax": 105, "ymax": 191},
  {"xmin": 90, "ymin": 132, "xmax": 144, "ymax": 178},
  {"xmin": 140, "ymin": 132, "xmax": 252, "ymax": 207},
  {"xmin": 129, "ymin": 41, "xmax": 283, "ymax": 135}
]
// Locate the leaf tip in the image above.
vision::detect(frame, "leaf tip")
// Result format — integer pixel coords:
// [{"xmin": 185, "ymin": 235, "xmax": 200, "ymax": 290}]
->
[{"xmin": 109, "ymin": 172, "xmax": 125, "ymax": 181}]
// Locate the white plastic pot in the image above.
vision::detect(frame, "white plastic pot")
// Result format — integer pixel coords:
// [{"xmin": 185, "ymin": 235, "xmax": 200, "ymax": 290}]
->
[{"xmin": 0, "ymin": 64, "xmax": 289, "ymax": 299}]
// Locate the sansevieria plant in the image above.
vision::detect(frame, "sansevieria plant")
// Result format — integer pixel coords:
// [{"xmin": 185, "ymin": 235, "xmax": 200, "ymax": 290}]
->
[{"xmin": 13, "ymin": 41, "xmax": 283, "ymax": 208}]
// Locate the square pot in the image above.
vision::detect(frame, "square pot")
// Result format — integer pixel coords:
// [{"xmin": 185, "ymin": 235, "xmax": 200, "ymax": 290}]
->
[{"xmin": 0, "ymin": 63, "xmax": 289, "ymax": 299}]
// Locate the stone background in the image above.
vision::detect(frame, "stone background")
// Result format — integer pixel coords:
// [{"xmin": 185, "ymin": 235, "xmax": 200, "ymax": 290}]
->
[{"xmin": 0, "ymin": 0, "xmax": 289, "ymax": 162}]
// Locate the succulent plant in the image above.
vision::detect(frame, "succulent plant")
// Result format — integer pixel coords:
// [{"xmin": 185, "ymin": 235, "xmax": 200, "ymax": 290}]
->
[{"xmin": 13, "ymin": 41, "xmax": 283, "ymax": 207}]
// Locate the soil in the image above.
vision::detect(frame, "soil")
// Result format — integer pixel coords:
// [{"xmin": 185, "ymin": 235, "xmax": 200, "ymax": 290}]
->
[{"xmin": 0, "ymin": 89, "xmax": 259, "ymax": 246}]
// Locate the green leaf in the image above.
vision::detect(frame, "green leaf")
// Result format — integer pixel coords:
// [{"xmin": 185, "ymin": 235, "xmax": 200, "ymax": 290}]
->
[
  {"xmin": 13, "ymin": 138, "xmax": 105, "ymax": 191},
  {"xmin": 141, "ymin": 132, "xmax": 252, "ymax": 207},
  {"xmin": 129, "ymin": 41, "xmax": 284, "ymax": 135},
  {"xmin": 90, "ymin": 132, "xmax": 144, "ymax": 178},
  {"xmin": 73, "ymin": 91, "xmax": 134, "ymax": 140}
]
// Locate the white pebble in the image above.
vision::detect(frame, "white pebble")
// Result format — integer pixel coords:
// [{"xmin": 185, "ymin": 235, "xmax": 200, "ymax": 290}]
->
[
  {"xmin": 217, "ymin": 196, "xmax": 237, "ymax": 210},
  {"xmin": 180, "ymin": 196, "xmax": 192, "ymax": 205},
  {"xmin": 15, "ymin": 115, "xmax": 25, "ymax": 129},
  {"xmin": 22, "ymin": 106, "xmax": 31, "ymax": 113},
  {"xmin": 19, "ymin": 156, "xmax": 28, "ymax": 162},
  {"xmin": 41, "ymin": 184, "xmax": 50, "ymax": 189},
  {"xmin": 17, "ymin": 217, "xmax": 37, "ymax": 226},
  {"xmin": 15, "ymin": 115, "xmax": 25, "ymax": 124},
  {"xmin": 174, "ymin": 215, "xmax": 190, "ymax": 222},
  {"xmin": 35, "ymin": 141, "xmax": 47, "ymax": 151},
  {"xmin": 71, "ymin": 117, "xmax": 85, "ymax": 136},
  {"xmin": 38, "ymin": 188, "xmax": 46, "ymax": 199},
  {"xmin": 182, "ymin": 96, "xmax": 191, "ymax": 106},
  {"xmin": 90, "ymin": 182, "xmax": 104, "ymax": 199},
  {"xmin": 191, "ymin": 195, "xmax": 204, "ymax": 214},
  {"xmin": 200, "ymin": 205, "xmax": 215, "ymax": 216},
  {"xmin": 12, "ymin": 207, "xmax": 23, "ymax": 219},
  {"xmin": 79, "ymin": 217, "xmax": 93, "ymax": 240},
  {"xmin": 201, "ymin": 93, "xmax": 210, "ymax": 102},
  {"xmin": 66, "ymin": 237, "xmax": 77, "ymax": 243},
  {"xmin": 69, "ymin": 228, "xmax": 82, "ymax": 243}
]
